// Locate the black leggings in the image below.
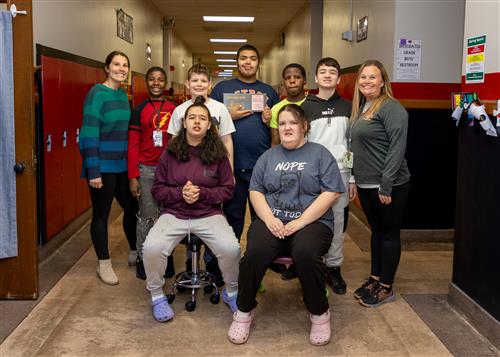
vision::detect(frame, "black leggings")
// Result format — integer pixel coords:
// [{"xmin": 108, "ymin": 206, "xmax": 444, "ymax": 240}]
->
[
  {"xmin": 357, "ymin": 182, "xmax": 410, "ymax": 285},
  {"xmin": 89, "ymin": 172, "xmax": 138, "ymax": 260},
  {"xmin": 237, "ymin": 218, "xmax": 333, "ymax": 315}
]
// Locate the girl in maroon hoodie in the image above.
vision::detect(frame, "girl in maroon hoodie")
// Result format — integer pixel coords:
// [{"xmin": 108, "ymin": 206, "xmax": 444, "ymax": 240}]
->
[{"xmin": 142, "ymin": 96, "xmax": 240, "ymax": 322}]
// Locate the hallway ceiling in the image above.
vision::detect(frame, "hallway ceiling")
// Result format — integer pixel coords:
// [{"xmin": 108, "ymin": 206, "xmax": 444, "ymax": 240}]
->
[{"xmin": 152, "ymin": 0, "xmax": 308, "ymax": 74}]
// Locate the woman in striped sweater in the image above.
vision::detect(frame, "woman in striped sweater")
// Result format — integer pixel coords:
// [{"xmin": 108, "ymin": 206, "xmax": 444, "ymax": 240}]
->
[{"xmin": 79, "ymin": 51, "xmax": 138, "ymax": 285}]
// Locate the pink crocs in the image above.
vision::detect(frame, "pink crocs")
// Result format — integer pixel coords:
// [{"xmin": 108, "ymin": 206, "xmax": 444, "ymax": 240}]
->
[
  {"xmin": 228, "ymin": 310, "xmax": 254, "ymax": 344},
  {"xmin": 309, "ymin": 310, "xmax": 331, "ymax": 346}
]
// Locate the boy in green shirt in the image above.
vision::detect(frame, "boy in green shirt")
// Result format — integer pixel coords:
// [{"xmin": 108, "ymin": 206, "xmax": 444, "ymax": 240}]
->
[{"xmin": 270, "ymin": 63, "xmax": 307, "ymax": 146}]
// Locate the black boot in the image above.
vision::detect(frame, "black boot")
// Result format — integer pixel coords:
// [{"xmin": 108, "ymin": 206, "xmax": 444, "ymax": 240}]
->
[
  {"xmin": 164, "ymin": 255, "xmax": 175, "ymax": 278},
  {"xmin": 326, "ymin": 266, "xmax": 347, "ymax": 294},
  {"xmin": 136, "ymin": 258, "xmax": 146, "ymax": 280},
  {"xmin": 206, "ymin": 258, "xmax": 225, "ymax": 287}
]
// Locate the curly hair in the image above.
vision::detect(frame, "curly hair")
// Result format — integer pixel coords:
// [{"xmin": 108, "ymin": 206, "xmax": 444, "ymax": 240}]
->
[{"xmin": 167, "ymin": 96, "xmax": 227, "ymax": 165}]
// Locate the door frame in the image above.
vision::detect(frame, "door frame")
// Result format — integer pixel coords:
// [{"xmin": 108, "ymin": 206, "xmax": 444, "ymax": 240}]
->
[{"xmin": 0, "ymin": 0, "xmax": 38, "ymax": 299}]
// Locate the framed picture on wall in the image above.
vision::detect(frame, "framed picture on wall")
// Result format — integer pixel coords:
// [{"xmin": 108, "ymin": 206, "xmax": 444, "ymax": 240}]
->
[
  {"xmin": 117, "ymin": 9, "xmax": 133, "ymax": 44},
  {"xmin": 357, "ymin": 16, "xmax": 368, "ymax": 42}
]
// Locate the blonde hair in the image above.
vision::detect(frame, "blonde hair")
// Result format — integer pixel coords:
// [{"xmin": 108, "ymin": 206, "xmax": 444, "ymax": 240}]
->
[{"xmin": 351, "ymin": 60, "xmax": 395, "ymax": 121}]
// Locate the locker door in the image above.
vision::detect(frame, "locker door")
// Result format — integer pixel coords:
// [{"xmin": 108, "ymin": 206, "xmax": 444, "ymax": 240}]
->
[
  {"xmin": 59, "ymin": 60, "xmax": 77, "ymax": 225},
  {"xmin": 41, "ymin": 55, "xmax": 63, "ymax": 240},
  {"xmin": 74, "ymin": 62, "xmax": 89, "ymax": 215}
]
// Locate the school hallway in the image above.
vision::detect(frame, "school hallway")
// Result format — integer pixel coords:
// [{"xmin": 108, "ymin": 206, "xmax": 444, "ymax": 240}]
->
[{"xmin": 1, "ymin": 207, "xmax": 497, "ymax": 357}]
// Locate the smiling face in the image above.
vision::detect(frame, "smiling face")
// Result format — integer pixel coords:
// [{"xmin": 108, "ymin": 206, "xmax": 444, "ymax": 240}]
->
[
  {"xmin": 186, "ymin": 73, "xmax": 211, "ymax": 99},
  {"xmin": 283, "ymin": 67, "xmax": 306, "ymax": 98},
  {"xmin": 358, "ymin": 65, "xmax": 384, "ymax": 101},
  {"xmin": 105, "ymin": 55, "xmax": 129, "ymax": 84},
  {"xmin": 315, "ymin": 64, "xmax": 340, "ymax": 90},
  {"xmin": 237, "ymin": 49, "xmax": 259, "ymax": 81},
  {"xmin": 278, "ymin": 110, "xmax": 308, "ymax": 149},
  {"xmin": 183, "ymin": 105, "xmax": 211, "ymax": 144},
  {"xmin": 146, "ymin": 70, "xmax": 166, "ymax": 99}
]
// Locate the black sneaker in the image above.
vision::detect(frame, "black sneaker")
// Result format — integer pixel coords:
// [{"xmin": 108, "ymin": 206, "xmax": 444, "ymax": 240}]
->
[
  {"xmin": 206, "ymin": 258, "xmax": 225, "ymax": 287},
  {"xmin": 136, "ymin": 258, "xmax": 146, "ymax": 280},
  {"xmin": 359, "ymin": 284, "xmax": 396, "ymax": 307},
  {"xmin": 353, "ymin": 277, "xmax": 379, "ymax": 299},
  {"xmin": 326, "ymin": 266, "xmax": 347, "ymax": 294},
  {"xmin": 164, "ymin": 255, "xmax": 175, "ymax": 278},
  {"xmin": 281, "ymin": 265, "xmax": 298, "ymax": 280}
]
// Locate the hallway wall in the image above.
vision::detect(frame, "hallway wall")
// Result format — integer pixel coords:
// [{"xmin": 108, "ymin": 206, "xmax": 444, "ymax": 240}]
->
[
  {"xmin": 33, "ymin": 0, "xmax": 164, "ymax": 74},
  {"xmin": 168, "ymin": 31, "xmax": 193, "ymax": 85},
  {"xmin": 394, "ymin": 0, "xmax": 464, "ymax": 83},
  {"xmin": 322, "ymin": 0, "xmax": 396, "ymax": 74},
  {"xmin": 461, "ymin": 0, "xmax": 500, "ymax": 100},
  {"xmin": 323, "ymin": 0, "xmax": 464, "ymax": 86},
  {"xmin": 260, "ymin": 3, "xmax": 311, "ymax": 88}
]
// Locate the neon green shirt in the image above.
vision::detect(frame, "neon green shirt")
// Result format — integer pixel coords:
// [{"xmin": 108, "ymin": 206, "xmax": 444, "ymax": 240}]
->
[{"xmin": 270, "ymin": 96, "xmax": 307, "ymax": 129}]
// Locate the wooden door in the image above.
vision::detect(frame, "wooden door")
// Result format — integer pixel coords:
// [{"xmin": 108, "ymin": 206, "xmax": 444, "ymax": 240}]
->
[{"xmin": 0, "ymin": 0, "xmax": 38, "ymax": 299}]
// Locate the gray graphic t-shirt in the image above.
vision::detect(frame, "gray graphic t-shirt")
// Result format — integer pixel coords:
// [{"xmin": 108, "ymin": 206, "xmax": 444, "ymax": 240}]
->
[{"xmin": 250, "ymin": 142, "xmax": 345, "ymax": 232}]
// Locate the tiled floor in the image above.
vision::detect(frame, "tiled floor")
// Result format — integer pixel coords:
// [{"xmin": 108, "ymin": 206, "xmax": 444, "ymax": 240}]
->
[{"xmin": 0, "ymin": 212, "xmax": 469, "ymax": 356}]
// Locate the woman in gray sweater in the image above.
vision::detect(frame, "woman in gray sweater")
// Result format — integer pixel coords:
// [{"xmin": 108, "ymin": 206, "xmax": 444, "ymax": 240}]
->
[{"xmin": 349, "ymin": 60, "xmax": 410, "ymax": 307}]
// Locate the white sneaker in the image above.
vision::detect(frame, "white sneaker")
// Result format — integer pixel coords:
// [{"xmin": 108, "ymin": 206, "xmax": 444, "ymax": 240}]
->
[
  {"xmin": 128, "ymin": 250, "xmax": 138, "ymax": 266},
  {"xmin": 97, "ymin": 259, "xmax": 119, "ymax": 285}
]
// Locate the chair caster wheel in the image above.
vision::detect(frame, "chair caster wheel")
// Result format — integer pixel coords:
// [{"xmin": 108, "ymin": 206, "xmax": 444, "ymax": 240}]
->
[
  {"xmin": 204, "ymin": 285, "xmax": 214, "ymax": 294},
  {"xmin": 185, "ymin": 300, "xmax": 196, "ymax": 312},
  {"xmin": 167, "ymin": 294, "xmax": 175, "ymax": 304},
  {"xmin": 177, "ymin": 285, "xmax": 186, "ymax": 293},
  {"xmin": 210, "ymin": 293, "xmax": 220, "ymax": 304}
]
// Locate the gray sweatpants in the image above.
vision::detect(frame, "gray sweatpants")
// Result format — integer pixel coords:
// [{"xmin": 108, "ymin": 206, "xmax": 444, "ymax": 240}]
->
[
  {"xmin": 136, "ymin": 164, "xmax": 158, "ymax": 259},
  {"xmin": 324, "ymin": 171, "xmax": 350, "ymax": 267},
  {"xmin": 143, "ymin": 213, "xmax": 240, "ymax": 297}
]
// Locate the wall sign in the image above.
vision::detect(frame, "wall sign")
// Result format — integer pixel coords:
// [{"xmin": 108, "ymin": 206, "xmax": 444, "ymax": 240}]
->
[
  {"xmin": 396, "ymin": 38, "xmax": 421, "ymax": 80},
  {"xmin": 356, "ymin": 16, "xmax": 368, "ymax": 42},
  {"xmin": 466, "ymin": 34, "xmax": 486, "ymax": 83},
  {"xmin": 117, "ymin": 8, "xmax": 133, "ymax": 44}
]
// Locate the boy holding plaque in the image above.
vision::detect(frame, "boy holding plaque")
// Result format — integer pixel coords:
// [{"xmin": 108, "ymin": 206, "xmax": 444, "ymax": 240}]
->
[{"xmin": 210, "ymin": 45, "xmax": 279, "ymax": 241}]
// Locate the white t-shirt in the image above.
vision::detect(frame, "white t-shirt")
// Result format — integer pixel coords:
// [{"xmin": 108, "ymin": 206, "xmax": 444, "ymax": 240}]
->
[{"xmin": 167, "ymin": 98, "xmax": 235, "ymax": 137}]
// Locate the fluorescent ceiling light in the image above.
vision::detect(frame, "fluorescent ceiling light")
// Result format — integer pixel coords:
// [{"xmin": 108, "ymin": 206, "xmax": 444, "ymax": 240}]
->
[
  {"xmin": 223, "ymin": 69, "xmax": 233, "ymax": 72},
  {"xmin": 204, "ymin": 16, "xmax": 254, "ymax": 23},
  {"xmin": 218, "ymin": 65, "xmax": 237, "ymax": 68},
  {"xmin": 214, "ymin": 51, "xmax": 237, "ymax": 55},
  {"xmin": 216, "ymin": 59, "xmax": 236, "ymax": 62},
  {"xmin": 210, "ymin": 38, "xmax": 247, "ymax": 43}
]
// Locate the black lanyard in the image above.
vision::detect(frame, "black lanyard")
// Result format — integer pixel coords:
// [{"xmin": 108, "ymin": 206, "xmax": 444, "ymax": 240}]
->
[{"xmin": 148, "ymin": 98, "xmax": 166, "ymax": 130}]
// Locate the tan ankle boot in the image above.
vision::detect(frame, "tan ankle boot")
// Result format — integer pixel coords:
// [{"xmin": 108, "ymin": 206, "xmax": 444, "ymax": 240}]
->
[{"xmin": 97, "ymin": 259, "xmax": 119, "ymax": 285}]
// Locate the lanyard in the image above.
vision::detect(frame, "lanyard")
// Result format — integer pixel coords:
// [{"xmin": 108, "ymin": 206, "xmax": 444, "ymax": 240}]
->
[{"xmin": 148, "ymin": 98, "xmax": 166, "ymax": 130}]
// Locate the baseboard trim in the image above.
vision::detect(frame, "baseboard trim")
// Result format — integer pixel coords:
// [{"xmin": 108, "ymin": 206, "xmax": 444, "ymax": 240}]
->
[{"xmin": 449, "ymin": 282, "xmax": 500, "ymax": 350}]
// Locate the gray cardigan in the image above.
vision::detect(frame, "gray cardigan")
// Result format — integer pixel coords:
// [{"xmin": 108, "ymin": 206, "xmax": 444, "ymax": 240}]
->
[{"xmin": 350, "ymin": 98, "xmax": 410, "ymax": 196}]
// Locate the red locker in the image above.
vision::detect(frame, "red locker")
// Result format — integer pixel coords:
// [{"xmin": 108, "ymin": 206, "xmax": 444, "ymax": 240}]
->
[
  {"xmin": 74, "ymin": 62, "xmax": 90, "ymax": 216},
  {"xmin": 59, "ymin": 59, "xmax": 77, "ymax": 225},
  {"xmin": 41, "ymin": 55, "xmax": 64, "ymax": 240}
]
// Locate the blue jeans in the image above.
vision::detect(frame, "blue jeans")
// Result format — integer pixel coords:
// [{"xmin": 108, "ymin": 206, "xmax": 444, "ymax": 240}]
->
[{"xmin": 223, "ymin": 169, "xmax": 256, "ymax": 241}]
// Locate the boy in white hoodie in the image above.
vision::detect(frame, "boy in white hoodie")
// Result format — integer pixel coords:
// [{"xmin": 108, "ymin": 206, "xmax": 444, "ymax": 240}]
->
[{"xmin": 301, "ymin": 57, "xmax": 356, "ymax": 294}]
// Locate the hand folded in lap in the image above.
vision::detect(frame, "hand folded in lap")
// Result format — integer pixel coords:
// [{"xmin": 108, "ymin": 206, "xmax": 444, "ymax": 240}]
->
[
  {"xmin": 284, "ymin": 218, "xmax": 306, "ymax": 237},
  {"xmin": 265, "ymin": 217, "xmax": 286, "ymax": 239},
  {"xmin": 182, "ymin": 180, "xmax": 200, "ymax": 204}
]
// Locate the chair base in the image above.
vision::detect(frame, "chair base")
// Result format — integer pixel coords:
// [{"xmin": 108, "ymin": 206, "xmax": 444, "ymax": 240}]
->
[{"xmin": 167, "ymin": 269, "xmax": 220, "ymax": 311}]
